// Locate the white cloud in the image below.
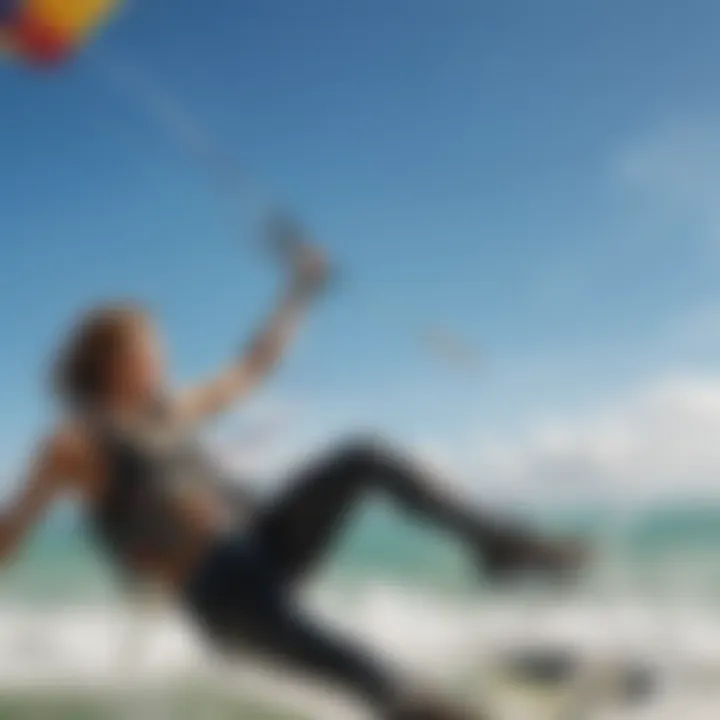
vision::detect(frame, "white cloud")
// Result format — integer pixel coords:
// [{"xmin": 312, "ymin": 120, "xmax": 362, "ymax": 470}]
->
[{"xmin": 420, "ymin": 374, "xmax": 720, "ymax": 506}]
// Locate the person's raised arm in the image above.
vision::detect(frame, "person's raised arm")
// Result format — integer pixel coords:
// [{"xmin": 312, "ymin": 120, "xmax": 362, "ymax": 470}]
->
[
  {"xmin": 176, "ymin": 232, "xmax": 329, "ymax": 425},
  {"xmin": 0, "ymin": 433, "xmax": 78, "ymax": 563}
]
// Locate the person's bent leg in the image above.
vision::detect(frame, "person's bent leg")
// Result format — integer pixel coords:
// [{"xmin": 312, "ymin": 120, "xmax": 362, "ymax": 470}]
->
[
  {"xmin": 330, "ymin": 437, "xmax": 585, "ymax": 582},
  {"xmin": 255, "ymin": 436, "xmax": 583, "ymax": 583},
  {"xmin": 233, "ymin": 601, "xmax": 477, "ymax": 719},
  {"xmin": 229, "ymin": 601, "xmax": 398, "ymax": 716}
]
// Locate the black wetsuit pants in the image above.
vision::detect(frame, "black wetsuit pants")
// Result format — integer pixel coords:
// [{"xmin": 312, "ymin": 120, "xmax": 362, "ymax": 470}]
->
[{"xmin": 183, "ymin": 437, "xmax": 533, "ymax": 717}]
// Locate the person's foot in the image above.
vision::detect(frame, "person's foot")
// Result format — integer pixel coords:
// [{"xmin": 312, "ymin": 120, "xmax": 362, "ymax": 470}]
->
[{"xmin": 480, "ymin": 532, "xmax": 588, "ymax": 586}]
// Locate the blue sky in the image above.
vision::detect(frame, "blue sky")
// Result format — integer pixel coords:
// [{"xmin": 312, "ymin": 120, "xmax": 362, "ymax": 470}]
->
[{"xmin": 4, "ymin": 0, "xmax": 720, "ymax": 492}]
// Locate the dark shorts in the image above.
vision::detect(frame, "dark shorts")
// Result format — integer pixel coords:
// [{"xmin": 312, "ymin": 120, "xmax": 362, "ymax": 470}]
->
[{"xmin": 182, "ymin": 530, "xmax": 289, "ymax": 650}]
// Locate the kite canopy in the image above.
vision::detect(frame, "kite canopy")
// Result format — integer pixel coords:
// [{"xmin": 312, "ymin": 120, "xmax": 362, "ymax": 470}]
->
[{"xmin": 0, "ymin": 0, "xmax": 120, "ymax": 66}]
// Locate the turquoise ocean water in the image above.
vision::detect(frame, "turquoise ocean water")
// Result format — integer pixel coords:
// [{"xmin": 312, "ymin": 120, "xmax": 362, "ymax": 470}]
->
[{"xmin": 5, "ymin": 496, "xmax": 720, "ymax": 605}]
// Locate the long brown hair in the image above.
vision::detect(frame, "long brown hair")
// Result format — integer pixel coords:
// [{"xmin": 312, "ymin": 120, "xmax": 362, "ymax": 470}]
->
[{"xmin": 53, "ymin": 303, "xmax": 150, "ymax": 411}]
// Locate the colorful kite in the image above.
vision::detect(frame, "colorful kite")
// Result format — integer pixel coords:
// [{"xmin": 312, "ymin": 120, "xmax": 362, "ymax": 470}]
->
[{"xmin": 0, "ymin": 0, "xmax": 120, "ymax": 66}]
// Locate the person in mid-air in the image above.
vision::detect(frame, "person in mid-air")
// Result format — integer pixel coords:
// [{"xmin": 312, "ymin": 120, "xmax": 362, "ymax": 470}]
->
[{"xmin": 0, "ymin": 227, "xmax": 584, "ymax": 719}]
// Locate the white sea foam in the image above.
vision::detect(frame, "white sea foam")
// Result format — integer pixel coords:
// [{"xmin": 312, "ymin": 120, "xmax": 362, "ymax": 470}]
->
[{"xmin": 0, "ymin": 584, "xmax": 718, "ymax": 717}]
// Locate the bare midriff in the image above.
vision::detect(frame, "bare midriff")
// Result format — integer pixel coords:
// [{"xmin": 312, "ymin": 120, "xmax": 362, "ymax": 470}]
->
[
  {"xmin": 103, "ymin": 485, "xmax": 241, "ymax": 593},
  {"xmin": 126, "ymin": 530, "xmax": 216, "ymax": 591}
]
